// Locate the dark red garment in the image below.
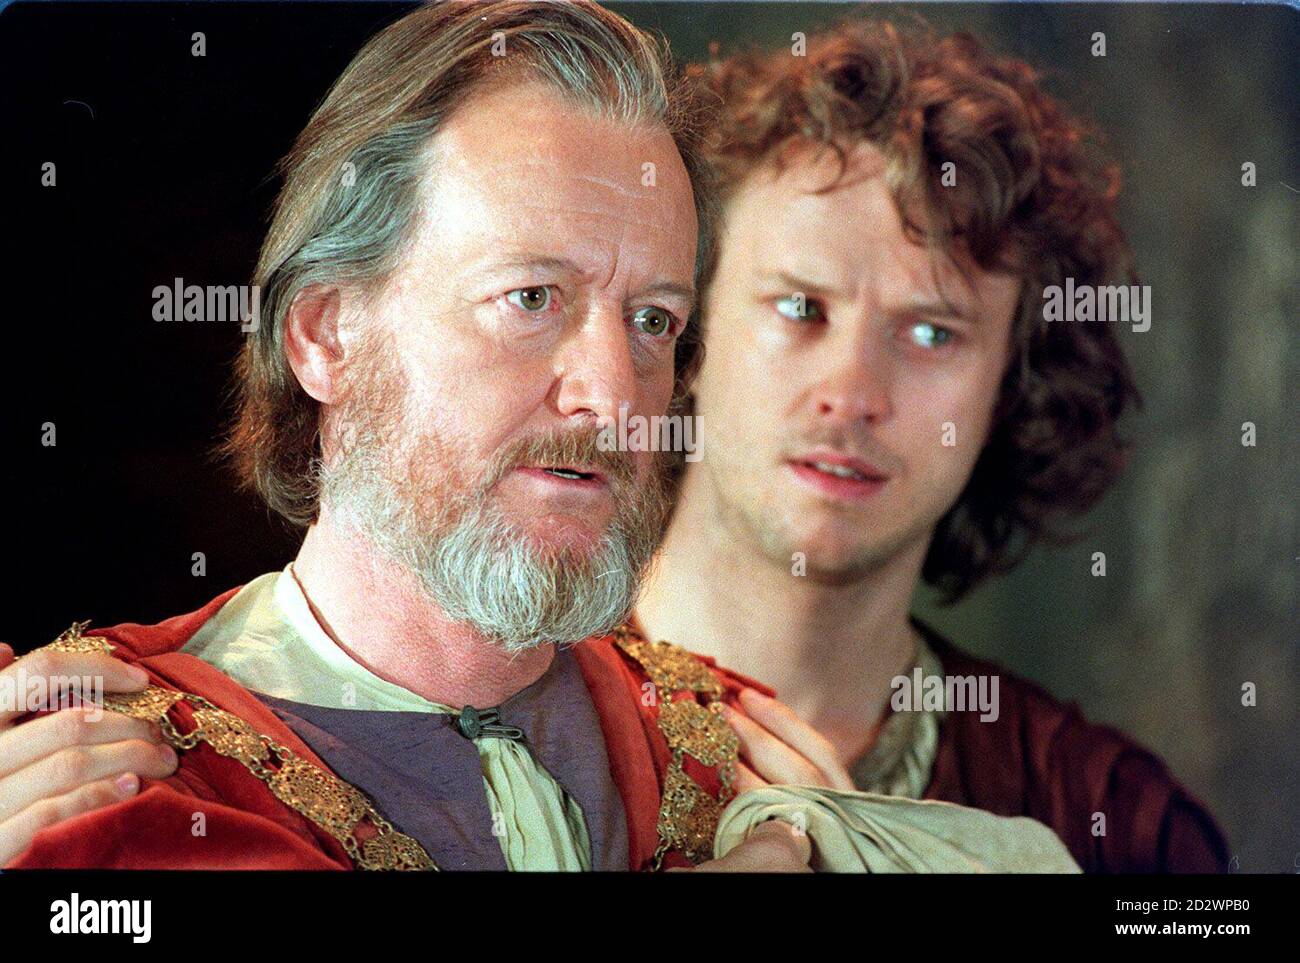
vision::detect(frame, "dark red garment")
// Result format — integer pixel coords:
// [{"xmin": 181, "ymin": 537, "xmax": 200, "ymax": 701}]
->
[
  {"xmin": 624, "ymin": 611, "xmax": 1227, "ymax": 873},
  {"xmin": 11, "ymin": 588, "xmax": 763, "ymax": 871},
  {"xmin": 919, "ymin": 626, "xmax": 1229, "ymax": 874}
]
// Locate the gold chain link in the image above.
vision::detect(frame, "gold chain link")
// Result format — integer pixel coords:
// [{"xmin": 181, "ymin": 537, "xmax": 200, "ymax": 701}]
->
[
  {"xmin": 613, "ymin": 625, "xmax": 739, "ymax": 869},
  {"xmin": 40, "ymin": 623, "xmax": 438, "ymax": 871}
]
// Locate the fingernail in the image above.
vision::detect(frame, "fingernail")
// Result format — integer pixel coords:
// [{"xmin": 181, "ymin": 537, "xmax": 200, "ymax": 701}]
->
[
  {"xmin": 158, "ymin": 745, "xmax": 177, "ymax": 767},
  {"xmin": 115, "ymin": 773, "xmax": 139, "ymax": 797},
  {"xmin": 127, "ymin": 666, "xmax": 150, "ymax": 684}
]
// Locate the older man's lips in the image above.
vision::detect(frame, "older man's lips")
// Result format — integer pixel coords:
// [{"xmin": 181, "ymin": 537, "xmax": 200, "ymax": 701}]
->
[
  {"xmin": 512, "ymin": 465, "xmax": 609, "ymax": 492},
  {"xmin": 786, "ymin": 453, "xmax": 888, "ymax": 500}
]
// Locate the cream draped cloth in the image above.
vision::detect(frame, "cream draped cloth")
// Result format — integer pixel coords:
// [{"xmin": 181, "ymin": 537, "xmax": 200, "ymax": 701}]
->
[
  {"xmin": 714, "ymin": 630, "xmax": 1080, "ymax": 872},
  {"xmin": 715, "ymin": 788, "xmax": 1081, "ymax": 873},
  {"xmin": 181, "ymin": 567, "xmax": 591, "ymax": 871}
]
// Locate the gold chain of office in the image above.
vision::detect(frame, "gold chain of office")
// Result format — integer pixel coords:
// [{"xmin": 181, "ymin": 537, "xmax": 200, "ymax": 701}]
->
[
  {"xmin": 39, "ymin": 622, "xmax": 437, "ymax": 871},
  {"xmin": 612, "ymin": 625, "xmax": 740, "ymax": 870},
  {"xmin": 39, "ymin": 621, "xmax": 740, "ymax": 872}
]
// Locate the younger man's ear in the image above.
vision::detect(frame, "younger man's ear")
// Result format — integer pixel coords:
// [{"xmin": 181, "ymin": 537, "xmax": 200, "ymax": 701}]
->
[{"xmin": 284, "ymin": 284, "xmax": 348, "ymax": 404}]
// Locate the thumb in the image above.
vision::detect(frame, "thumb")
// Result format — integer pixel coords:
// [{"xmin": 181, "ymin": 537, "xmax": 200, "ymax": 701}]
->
[{"xmin": 749, "ymin": 818, "xmax": 813, "ymax": 865}]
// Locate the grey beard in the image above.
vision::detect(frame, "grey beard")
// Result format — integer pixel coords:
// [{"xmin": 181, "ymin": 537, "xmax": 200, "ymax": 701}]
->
[
  {"xmin": 408, "ymin": 501, "xmax": 643, "ymax": 652},
  {"xmin": 319, "ymin": 446, "xmax": 647, "ymax": 653}
]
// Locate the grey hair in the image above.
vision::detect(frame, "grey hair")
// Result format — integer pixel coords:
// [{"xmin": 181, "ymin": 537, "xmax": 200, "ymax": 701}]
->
[{"xmin": 225, "ymin": 0, "xmax": 718, "ymax": 527}]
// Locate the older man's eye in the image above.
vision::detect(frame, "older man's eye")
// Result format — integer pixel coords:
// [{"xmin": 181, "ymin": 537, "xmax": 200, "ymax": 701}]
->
[
  {"xmin": 775, "ymin": 295, "xmax": 825, "ymax": 322},
  {"xmin": 908, "ymin": 321, "xmax": 954, "ymax": 349},
  {"xmin": 631, "ymin": 305, "xmax": 677, "ymax": 338},
  {"xmin": 506, "ymin": 286, "xmax": 553, "ymax": 312}
]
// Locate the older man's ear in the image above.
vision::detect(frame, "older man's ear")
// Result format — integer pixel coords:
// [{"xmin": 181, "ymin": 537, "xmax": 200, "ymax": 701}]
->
[{"xmin": 283, "ymin": 283, "xmax": 348, "ymax": 405}]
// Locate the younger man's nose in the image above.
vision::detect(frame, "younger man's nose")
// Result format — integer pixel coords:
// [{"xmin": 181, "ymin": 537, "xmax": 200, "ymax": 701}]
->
[{"xmin": 810, "ymin": 353, "xmax": 894, "ymax": 425}]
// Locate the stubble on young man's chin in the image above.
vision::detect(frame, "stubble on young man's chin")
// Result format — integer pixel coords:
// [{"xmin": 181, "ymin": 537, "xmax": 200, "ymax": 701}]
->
[{"xmin": 707, "ymin": 466, "xmax": 941, "ymax": 586}]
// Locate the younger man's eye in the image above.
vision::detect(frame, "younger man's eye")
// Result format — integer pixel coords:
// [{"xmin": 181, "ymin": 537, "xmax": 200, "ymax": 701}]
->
[
  {"xmin": 775, "ymin": 295, "xmax": 825, "ymax": 322},
  {"xmin": 506, "ymin": 286, "xmax": 553, "ymax": 312},
  {"xmin": 908, "ymin": 321, "xmax": 954, "ymax": 349}
]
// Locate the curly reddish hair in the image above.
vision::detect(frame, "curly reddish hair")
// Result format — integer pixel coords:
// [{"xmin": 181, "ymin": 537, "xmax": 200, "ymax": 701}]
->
[{"xmin": 692, "ymin": 18, "xmax": 1142, "ymax": 600}]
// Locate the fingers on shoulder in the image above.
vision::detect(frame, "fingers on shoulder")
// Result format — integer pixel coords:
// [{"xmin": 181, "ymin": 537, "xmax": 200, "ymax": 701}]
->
[{"xmin": 0, "ymin": 775, "xmax": 137, "ymax": 866}]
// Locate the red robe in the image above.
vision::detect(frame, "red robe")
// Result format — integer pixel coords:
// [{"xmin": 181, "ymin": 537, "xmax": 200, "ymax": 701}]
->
[
  {"xmin": 921, "ymin": 632, "xmax": 1228, "ymax": 873},
  {"xmin": 11, "ymin": 588, "xmax": 770, "ymax": 871}
]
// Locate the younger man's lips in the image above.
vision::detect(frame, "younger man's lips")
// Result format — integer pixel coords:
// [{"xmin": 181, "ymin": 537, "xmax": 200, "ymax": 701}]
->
[
  {"xmin": 792, "ymin": 450, "xmax": 888, "ymax": 481},
  {"xmin": 785, "ymin": 457, "xmax": 888, "ymax": 500}
]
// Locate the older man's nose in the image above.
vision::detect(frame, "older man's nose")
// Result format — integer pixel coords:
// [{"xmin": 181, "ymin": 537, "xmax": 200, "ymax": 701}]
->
[{"xmin": 553, "ymin": 309, "xmax": 638, "ymax": 425}]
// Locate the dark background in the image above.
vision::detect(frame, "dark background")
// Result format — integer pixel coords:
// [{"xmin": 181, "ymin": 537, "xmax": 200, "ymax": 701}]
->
[{"xmin": 2, "ymin": 1, "xmax": 1296, "ymax": 871}]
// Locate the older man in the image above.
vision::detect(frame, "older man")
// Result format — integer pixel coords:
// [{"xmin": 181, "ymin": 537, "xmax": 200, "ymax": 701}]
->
[{"xmin": 0, "ymin": 0, "xmax": 813, "ymax": 872}]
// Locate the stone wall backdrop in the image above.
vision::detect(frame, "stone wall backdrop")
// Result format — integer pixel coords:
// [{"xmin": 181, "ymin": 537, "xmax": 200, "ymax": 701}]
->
[{"xmin": 614, "ymin": 1, "xmax": 1297, "ymax": 873}]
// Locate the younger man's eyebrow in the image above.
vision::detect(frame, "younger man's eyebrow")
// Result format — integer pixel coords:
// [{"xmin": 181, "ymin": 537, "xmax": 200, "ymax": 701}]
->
[
  {"xmin": 905, "ymin": 291, "xmax": 975, "ymax": 321},
  {"xmin": 764, "ymin": 270, "xmax": 973, "ymax": 321},
  {"xmin": 765, "ymin": 270, "xmax": 842, "ymax": 297}
]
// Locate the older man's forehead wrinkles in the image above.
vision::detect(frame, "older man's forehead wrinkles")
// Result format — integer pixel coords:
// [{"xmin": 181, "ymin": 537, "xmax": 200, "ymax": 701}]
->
[
  {"xmin": 631, "ymin": 280, "xmax": 696, "ymax": 312},
  {"xmin": 470, "ymin": 157, "xmax": 665, "ymax": 199},
  {"xmin": 504, "ymin": 197, "xmax": 679, "ymax": 235},
  {"xmin": 462, "ymin": 162, "xmax": 665, "ymax": 211},
  {"xmin": 573, "ymin": 172, "xmax": 661, "ymax": 199},
  {"xmin": 468, "ymin": 254, "xmax": 589, "ymax": 277}
]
